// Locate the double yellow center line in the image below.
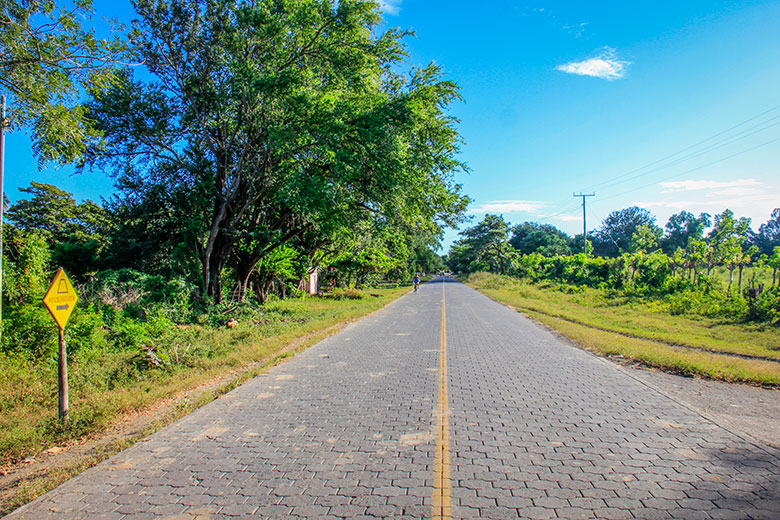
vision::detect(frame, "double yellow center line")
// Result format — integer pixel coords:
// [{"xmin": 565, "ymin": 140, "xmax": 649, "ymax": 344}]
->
[{"xmin": 433, "ymin": 280, "xmax": 452, "ymax": 519}]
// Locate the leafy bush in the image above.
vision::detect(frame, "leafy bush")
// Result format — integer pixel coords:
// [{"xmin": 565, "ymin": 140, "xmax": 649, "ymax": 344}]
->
[
  {"xmin": 749, "ymin": 286, "xmax": 780, "ymax": 323},
  {"xmin": 66, "ymin": 305, "xmax": 109, "ymax": 354},
  {"xmin": 482, "ymin": 246, "xmax": 779, "ymax": 324},
  {"xmin": 331, "ymin": 287, "xmax": 364, "ymax": 300}
]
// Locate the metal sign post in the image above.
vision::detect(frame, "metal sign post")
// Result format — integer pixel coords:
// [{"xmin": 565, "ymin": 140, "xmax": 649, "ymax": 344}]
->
[
  {"xmin": 57, "ymin": 327, "xmax": 68, "ymax": 420},
  {"xmin": 43, "ymin": 268, "xmax": 79, "ymax": 421}
]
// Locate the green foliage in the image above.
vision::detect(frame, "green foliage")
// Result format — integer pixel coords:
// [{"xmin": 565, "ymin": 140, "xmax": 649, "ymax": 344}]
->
[
  {"xmin": 0, "ymin": 0, "xmax": 127, "ymax": 164},
  {"xmin": 6, "ymin": 183, "xmax": 114, "ymax": 276},
  {"xmin": 1, "ymin": 232, "xmax": 57, "ymax": 357},
  {"xmin": 331, "ymin": 287, "xmax": 364, "ymax": 300},
  {"xmin": 449, "ymin": 208, "xmax": 779, "ymax": 325},
  {"xmin": 448, "ymin": 214, "xmax": 514, "ymax": 275},
  {"xmin": 509, "ymin": 221, "xmax": 573, "ymax": 256},
  {"xmin": 2, "ymin": 231, "xmax": 51, "ymax": 303},
  {"xmin": 749, "ymin": 286, "xmax": 780, "ymax": 322},
  {"xmin": 592, "ymin": 206, "xmax": 659, "ymax": 257},
  {"xmin": 661, "ymin": 211, "xmax": 710, "ymax": 254},
  {"xmin": 65, "ymin": 305, "xmax": 109, "ymax": 354},
  {"xmin": 753, "ymin": 208, "xmax": 780, "ymax": 256},
  {"xmin": 83, "ymin": 0, "xmax": 468, "ymax": 302}
]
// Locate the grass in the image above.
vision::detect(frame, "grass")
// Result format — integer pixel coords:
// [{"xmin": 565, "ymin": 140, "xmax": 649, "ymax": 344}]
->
[
  {"xmin": 466, "ymin": 272, "xmax": 780, "ymax": 386},
  {"xmin": 0, "ymin": 288, "xmax": 407, "ymax": 468},
  {"xmin": 710, "ymin": 264, "xmax": 775, "ymax": 290}
]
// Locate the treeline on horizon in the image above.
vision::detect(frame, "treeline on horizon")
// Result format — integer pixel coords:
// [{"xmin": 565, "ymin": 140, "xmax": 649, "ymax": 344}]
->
[{"xmin": 447, "ymin": 206, "xmax": 780, "ymax": 323}]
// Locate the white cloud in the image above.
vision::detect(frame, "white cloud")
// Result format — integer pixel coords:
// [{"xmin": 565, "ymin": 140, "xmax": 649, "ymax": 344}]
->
[
  {"xmin": 378, "ymin": 0, "xmax": 401, "ymax": 15},
  {"xmin": 556, "ymin": 215, "xmax": 583, "ymax": 222},
  {"xmin": 637, "ymin": 200, "xmax": 707, "ymax": 210},
  {"xmin": 472, "ymin": 200, "xmax": 546, "ymax": 213},
  {"xmin": 710, "ymin": 187, "xmax": 762, "ymax": 196},
  {"xmin": 659, "ymin": 178, "xmax": 760, "ymax": 193},
  {"xmin": 556, "ymin": 47, "xmax": 630, "ymax": 80}
]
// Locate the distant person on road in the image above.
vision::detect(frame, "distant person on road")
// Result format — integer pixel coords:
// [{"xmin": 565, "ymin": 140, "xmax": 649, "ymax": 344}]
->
[{"xmin": 413, "ymin": 274, "xmax": 421, "ymax": 292}]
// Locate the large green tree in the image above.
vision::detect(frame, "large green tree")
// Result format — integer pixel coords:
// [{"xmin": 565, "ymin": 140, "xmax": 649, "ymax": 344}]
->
[
  {"xmin": 509, "ymin": 221, "xmax": 572, "ymax": 256},
  {"xmin": 0, "ymin": 0, "xmax": 126, "ymax": 164},
  {"xmin": 447, "ymin": 214, "xmax": 512, "ymax": 274},
  {"xmin": 752, "ymin": 208, "xmax": 780, "ymax": 257},
  {"xmin": 84, "ymin": 0, "xmax": 468, "ymax": 302},
  {"xmin": 592, "ymin": 206, "xmax": 659, "ymax": 258},
  {"xmin": 660, "ymin": 211, "xmax": 711, "ymax": 255},
  {"xmin": 5, "ymin": 182, "xmax": 112, "ymax": 275}
]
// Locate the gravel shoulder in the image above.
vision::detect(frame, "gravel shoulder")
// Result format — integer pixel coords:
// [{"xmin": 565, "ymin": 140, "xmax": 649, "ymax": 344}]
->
[{"xmin": 623, "ymin": 364, "xmax": 780, "ymax": 450}]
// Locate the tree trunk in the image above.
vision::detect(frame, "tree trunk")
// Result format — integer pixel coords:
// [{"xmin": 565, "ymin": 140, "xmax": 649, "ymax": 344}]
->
[
  {"xmin": 728, "ymin": 267, "xmax": 734, "ymax": 292},
  {"xmin": 234, "ymin": 261, "xmax": 255, "ymax": 303},
  {"xmin": 210, "ymin": 263, "xmax": 224, "ymax": 304},
  {"xmin": 738, "ymin": 265, "xmax": 744, "ymax": 293}
]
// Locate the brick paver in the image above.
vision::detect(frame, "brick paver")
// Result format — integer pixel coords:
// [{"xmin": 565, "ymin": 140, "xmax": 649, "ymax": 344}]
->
[
  {"xmin": 444, "ymin": 279, "xmax": 780, "ymax": 519},
  {"xmin": 6, "ymin": 277, "xmax": 780, "ymax": 519}
]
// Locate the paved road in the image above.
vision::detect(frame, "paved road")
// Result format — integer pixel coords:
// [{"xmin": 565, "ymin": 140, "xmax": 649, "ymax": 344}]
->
[{"xmin": 7, "ymin": 278, "xmax": 780, "ymax": 519}]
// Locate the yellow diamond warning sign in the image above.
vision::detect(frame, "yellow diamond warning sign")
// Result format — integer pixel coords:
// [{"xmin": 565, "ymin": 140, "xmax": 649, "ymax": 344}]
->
[{"xmin": 43, "ymin": 268, "xmax": 78, "ymax": 330}]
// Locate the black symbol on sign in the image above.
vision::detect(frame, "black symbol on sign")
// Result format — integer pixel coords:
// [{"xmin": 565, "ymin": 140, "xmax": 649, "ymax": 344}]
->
[
  {"xmin": 57, "ymin": 304, "xmax": 69, "ymax": 311},
  {"xmin": 57, "ymin": 280, "xmax": 68, "ymax": 294}
]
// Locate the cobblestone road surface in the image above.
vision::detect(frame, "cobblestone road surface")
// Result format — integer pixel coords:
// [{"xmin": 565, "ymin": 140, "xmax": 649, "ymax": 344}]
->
[{"xmin": 7, "ymin": 277, "xmax": 780, "ymax": 519}]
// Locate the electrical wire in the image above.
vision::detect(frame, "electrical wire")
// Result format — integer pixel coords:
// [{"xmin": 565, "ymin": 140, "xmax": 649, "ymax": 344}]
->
[
  {"xmin": 596, "ymin": 135, "xmax": 780, "ymax": 204},
  {"xmin": 587, "ymin": 104, "xmax": 780, "ymax": 191},
  {"xmin": 590, "ymin": 115, "xmax": 780, "ymax": 192},
  {"xmin": 533, "ymin": 104, "xmax": 780, "ymax": 229}
]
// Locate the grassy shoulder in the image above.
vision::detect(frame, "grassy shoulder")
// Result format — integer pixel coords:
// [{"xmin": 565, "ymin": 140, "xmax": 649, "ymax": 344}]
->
[
  {"xmin": 0, "ymin": 287, "xmax": 407, "ymax": 512},
  {"xmin": 466, "ymin": 272, "xmax": 780, "ymax": 386}
]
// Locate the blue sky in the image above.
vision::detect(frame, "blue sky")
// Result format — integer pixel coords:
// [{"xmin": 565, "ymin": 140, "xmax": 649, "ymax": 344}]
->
[{"xmin": 4, "ymin": 0, "xmax": 780, "ymax": 250}]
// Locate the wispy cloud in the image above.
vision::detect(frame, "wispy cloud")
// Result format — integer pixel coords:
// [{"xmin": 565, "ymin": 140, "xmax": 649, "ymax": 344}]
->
[
  {"xmin": 711, "ymin": 187, "xmax": 763, "ymax": 196},
  {"xmin": 640, "ymin": 191, "xmax": 779, "ymax": 210},
  {"xmin": 562, "ymin": 22, "xmax": 588, "ymax": 38},
  {"xmin": 659, "ymin": 178, "xmax": 760, "ymax": 193},
  {"xmin": 378, "ymin": 0, "xmax": 401, "ymax": 15},
  {"xmin": 639, "ymin": 200, "xmax": 708, "ymax": 210},
  {"xmin": 556, "ymin": 215, "xmax": 583, "ymax": 222},
  {"xmin": 556, "ymin": 47, "xmax": 630, "ymax": 80},
  {"xmin": 472, "ymin": 200, "xmax": 546, "ymax": 213}
]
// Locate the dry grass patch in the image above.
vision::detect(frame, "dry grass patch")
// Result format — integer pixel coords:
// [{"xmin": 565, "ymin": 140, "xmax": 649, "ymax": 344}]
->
[
  {"xmin": 0, "ymin": 288, "xmax": 406, "ymax": 469},
  {"xmin": 467, "ymin": 273, "xmax": 780, "ymax": 386}
]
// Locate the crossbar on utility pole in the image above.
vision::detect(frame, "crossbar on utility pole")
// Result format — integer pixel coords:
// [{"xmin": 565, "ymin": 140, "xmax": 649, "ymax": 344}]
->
[{"xmin": 573, "ymin": 192, "xmax": 595, "ymax": 255}]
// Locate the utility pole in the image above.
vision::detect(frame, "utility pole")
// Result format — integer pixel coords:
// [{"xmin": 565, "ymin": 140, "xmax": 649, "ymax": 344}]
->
[
  {"xmin": 573, "ymin": 192, "xmax": 595, "ymax": 255},
  {"xmin": 0, "ymin": 96, "xmax": 6, "ymax": 327}
]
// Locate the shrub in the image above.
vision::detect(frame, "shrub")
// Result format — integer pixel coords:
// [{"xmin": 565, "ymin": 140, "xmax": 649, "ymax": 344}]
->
[
  {"xmin": 749, "ymin": 286, "xmax": 780, "ymax": 323},
  {"xmin": 332, "ymin": 287, "xmax": 364, "ymax": 300}
]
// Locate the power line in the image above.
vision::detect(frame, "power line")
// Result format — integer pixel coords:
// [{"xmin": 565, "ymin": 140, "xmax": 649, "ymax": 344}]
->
[
  {"xmin": 596, "ymin": 135, "xmax": 780, "ymax": 204},
  {"xmin": 587, "ymin": 104, "xmax": 780, "ymax": 191},
  {"xmin": 591, "ymin": 115, "xmax": 780, "ymax": 193},
  {"xmin": 524, "ymin": 104, "xmax": 780, "ymax": 232}
]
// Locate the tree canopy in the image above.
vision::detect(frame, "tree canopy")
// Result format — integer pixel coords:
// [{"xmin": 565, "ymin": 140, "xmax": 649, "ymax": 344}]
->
[
  {"xmin": 0, "ymin": 0, "xmax": 126, "ymax": 164},
  {"xmin": 754, "ymin": 208, "xmax": 780, "ymax": 256},
  {"xmin": 509, "ymin": 221, "xmax": 572, "ymax": 256},
  {"xmin": 592, "ymin": 206, "xmax": 660, "ymax": 257},
  {"xmin": 660, "ymin": 211, "xmax": 710, "ymax": 254},
  {"xmin": 82, "ymin": 0, "xmax": 468, "ymax": 301}
]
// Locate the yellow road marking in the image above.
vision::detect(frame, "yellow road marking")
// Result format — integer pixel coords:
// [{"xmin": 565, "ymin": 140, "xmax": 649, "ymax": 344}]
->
[{"xmin": 433, "ymin": 281, "xmax": 452, "ymax": 519}]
